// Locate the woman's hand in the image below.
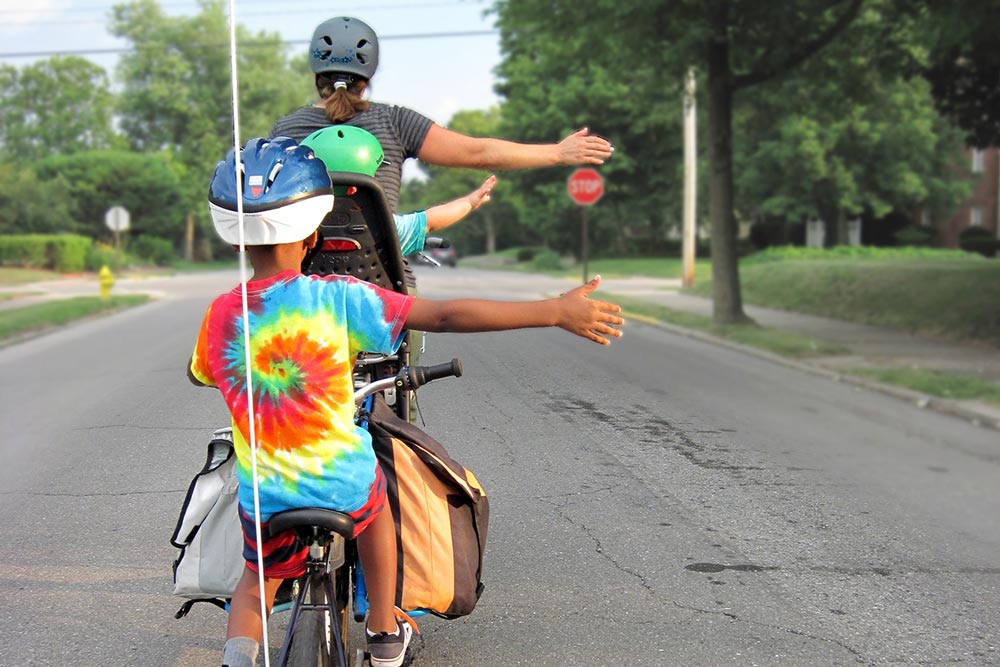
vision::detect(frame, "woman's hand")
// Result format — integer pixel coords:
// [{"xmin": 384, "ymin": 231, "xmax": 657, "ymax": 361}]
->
[{"xmin": 557, "ymin": 128, "xmax": 614, "ymax": 166}]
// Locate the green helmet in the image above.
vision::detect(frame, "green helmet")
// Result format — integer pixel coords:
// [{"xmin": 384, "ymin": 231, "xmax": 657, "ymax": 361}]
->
[{"xmin": 301, "ymin": 125, "xmax": 384, "ymax": 177}]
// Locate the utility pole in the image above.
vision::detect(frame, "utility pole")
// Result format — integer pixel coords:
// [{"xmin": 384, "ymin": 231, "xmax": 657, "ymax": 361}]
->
[{"xmin": 682, "ymin": 67, "xmax": 697, "ymax": 287}]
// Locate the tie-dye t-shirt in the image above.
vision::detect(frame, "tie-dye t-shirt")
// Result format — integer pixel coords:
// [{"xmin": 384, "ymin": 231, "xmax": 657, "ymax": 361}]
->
[{"xmin": 190, "ymin": 270, "xmax": 413, "ymax": 520}]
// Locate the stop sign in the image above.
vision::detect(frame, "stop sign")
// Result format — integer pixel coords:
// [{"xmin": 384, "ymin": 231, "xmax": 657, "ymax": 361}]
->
[{"xmin": 567, "ymin": 168, "xmax": 604, "ymax": 206}]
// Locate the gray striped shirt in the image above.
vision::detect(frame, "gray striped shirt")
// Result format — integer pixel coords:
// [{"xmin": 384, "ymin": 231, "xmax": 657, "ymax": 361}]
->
[{"xmin": 269, "ymin": 103, "xmax": 434, "ymax": 212}]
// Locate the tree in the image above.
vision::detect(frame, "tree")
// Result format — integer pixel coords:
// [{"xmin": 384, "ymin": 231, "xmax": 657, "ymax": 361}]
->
[
  {"xmin": 110, "ymin": 0, "xmax": 313, "ymax": 256},
  {"xmin": 494, "ymin": 0, "xmax": 904, "ymax": 324},
  {"xmin": 34, "ymin": 150, "xmax": 184, "ymax": 246},
  {"xmin": 0, "ymin": 163, "xmax": 75, "ymax": 235},
  {"xmin": 921, "ymin": 0, "xmax": 1000, "ymax": 146},
  {"xmin": 733, "ymin": 14, "xmax": 970, "ymax": 245},
  {"xmin": 400, "ymin": 108, "xmax": 526, "ymax": 255},
  {"xmin": 0, "ymin": 56, "xmax": 118, "ymax": 161},
  {"xmin": 493, "ymin": 2, "xmax": 683, "ymax": 261}
]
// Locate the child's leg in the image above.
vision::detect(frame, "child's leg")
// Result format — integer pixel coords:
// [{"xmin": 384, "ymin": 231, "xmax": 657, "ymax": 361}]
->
[
  {"xmin": 356, "ymin": 505, "xmax": 398, "ymax": 633},
  {"xmin": 227, "ymin": 565, "xmax": 284, "ymax": 640}
]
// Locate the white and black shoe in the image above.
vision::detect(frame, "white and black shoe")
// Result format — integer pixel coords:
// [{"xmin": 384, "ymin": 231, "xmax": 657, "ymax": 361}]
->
[{"xmin": 366, "ymin": 618, "xmax": 413, "ymax": 667}]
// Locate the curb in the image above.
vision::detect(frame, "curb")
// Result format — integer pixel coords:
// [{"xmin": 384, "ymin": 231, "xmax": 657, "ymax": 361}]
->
[{"xmin": 627, "ymin": 313, "xmax": 1000, "ymax": 433}]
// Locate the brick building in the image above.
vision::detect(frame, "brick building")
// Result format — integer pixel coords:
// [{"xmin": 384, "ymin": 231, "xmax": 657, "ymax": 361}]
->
[{"xmin": 938, "ymin": 147, "xmax": 1000, "ymax": 248}]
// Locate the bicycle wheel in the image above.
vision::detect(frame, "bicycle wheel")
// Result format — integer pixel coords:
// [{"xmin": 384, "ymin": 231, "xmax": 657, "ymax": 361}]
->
[
  {"xmin": 288, "ymin": 609, "xmax": 331, "ymax": 667},
  {"xmin": 289, "ymin": 578, "xmax": 333, "ymax": 667},
  {"xmin": 333, "ymin": 562, "xmax": 352, "ymax": 656}
]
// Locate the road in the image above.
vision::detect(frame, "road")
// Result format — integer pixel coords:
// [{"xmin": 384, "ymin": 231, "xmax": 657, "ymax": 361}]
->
[{"xmin": 0, "ymin": 267, "xmax": 997, "ymax": 666}]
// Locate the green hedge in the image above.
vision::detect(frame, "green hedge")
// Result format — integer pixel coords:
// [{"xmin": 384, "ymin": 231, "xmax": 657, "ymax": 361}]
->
[
  {"xmin": 743, "ymin": 244, "xmax": 981, "ymax": 264},
  {"xmin": 0, "ymin": 234, "xmax": 93, "ymax": 272},
  {"xmin": 959, "ymin": 227, "xmax": 999, "ymax": 258}
]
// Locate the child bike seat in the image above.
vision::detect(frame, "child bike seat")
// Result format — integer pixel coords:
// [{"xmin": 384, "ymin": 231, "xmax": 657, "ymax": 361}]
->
[{"xmin": 302, "ymin": 171, "xmax": 410, "ymax": 295}]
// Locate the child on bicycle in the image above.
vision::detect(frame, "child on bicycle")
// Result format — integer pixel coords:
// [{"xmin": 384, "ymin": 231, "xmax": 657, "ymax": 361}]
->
[
  {"xmin": 188, "ymin": 137, "xmax": 624, "ymax": 667},
  {"xmin": 301, "ymin": 124, "xmax": 496, "ymax": 256}
]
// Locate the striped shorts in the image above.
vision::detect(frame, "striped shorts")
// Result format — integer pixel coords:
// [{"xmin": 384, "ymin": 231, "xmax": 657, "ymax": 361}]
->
[{"xmin": 239, "ymin": 465, "xmax": 387, "ymax": 579}]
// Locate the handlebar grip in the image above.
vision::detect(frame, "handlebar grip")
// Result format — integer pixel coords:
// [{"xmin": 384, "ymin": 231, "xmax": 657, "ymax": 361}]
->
[
  {"xmin": 423, "ymin": 236, "xmax": 450, "ymax": 249},
  {"xmin": 406, "ymin": 358, "xmax": 463, "ymax": 389}
]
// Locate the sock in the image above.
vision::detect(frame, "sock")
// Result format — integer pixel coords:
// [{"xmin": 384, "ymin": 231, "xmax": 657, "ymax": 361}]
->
[
  {"xmin": 366, "ymin": 621, "xmax": 400, "ymax": 638},
  {"xmin": 222, "ymin": 637, "xmax": 259, "ymax": 667}
]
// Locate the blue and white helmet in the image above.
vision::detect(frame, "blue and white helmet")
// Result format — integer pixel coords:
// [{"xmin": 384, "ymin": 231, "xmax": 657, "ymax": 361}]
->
[{"xmin": 208, "ymin": 137, "xmax": 334, "ymax": 245}]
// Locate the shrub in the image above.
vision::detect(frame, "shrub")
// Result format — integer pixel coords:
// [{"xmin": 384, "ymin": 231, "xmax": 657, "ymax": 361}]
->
[
  {"xmin": 49, "ymin": 235, "xmax": 91, "ymax": 272},
  {"xmin": 530, "ymin": 249, "xmax": 564, "ymax": 271},
  {"xmin": 958, "ymin": 227, "xmax": 999, "ymax": 258},
  {"xmin": 130, "ymin": 235, "xmax": 176, "ymax": 266},
  {"xmin": 0, "ymin": 235, "xmax": 48, "ymax": 267},
  {"xmin": 743, "ymin": 244, "xmax": 980, "ymax": 264},
  {"xmin": 893, "ymin": 225, "xmax": 934, "ymax": 247},
  {"xmin": 86, "ymin": 242, "xmax": 132, "ymax": 271},
  {"xmin": 0, "ymin": 234, "xmax": 92, "ymax": 271},
  {"xmin": 516, "ymin": 247, "xmax": 541, "ymax": 262}
]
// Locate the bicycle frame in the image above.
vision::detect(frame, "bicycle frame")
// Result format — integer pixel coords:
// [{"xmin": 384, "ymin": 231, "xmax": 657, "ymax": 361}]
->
[{"xmin": 273, "ymin": 515, "xmax": 357, "ymax": 667}]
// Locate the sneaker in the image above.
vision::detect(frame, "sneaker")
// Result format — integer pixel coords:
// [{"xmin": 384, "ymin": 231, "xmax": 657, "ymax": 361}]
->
[{"xmin": 366, "ymin": 619, "xmax": 413, "ymax": 667}]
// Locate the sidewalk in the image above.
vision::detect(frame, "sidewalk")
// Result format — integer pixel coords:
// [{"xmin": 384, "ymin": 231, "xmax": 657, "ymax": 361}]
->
[{"xmin": 599, "ymin": 276, "xmax": 1000, "ymax": 431}]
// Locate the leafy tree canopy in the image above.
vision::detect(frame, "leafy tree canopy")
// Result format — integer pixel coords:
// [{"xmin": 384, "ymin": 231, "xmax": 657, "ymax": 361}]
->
[
  {"xmin": 0, "ymin": 163, "xmax": 75, "ymax": 235},
  {"xmin": 110, "ymin": 0, "xmax": 312, "ymax": 216},
  {"xmin": 0, "ymin": 56, "xmax": 119, "ymax": 161},
  {"xmin": 921, "ymin": 0, "xmax": 1000, "ymax": 146},
  {"xmin": 35, "ymin": 150, "xmax": 184, "ymax": 245},
  {"xmin": 734, "ymin": 7, "xmax": 970, "ymax": 232}
]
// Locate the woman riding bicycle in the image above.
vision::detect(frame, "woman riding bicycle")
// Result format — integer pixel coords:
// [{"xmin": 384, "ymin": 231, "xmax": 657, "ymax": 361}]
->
[{"xmin": 270, "ymin": 16, "xmax": 613, "ymax": 212}]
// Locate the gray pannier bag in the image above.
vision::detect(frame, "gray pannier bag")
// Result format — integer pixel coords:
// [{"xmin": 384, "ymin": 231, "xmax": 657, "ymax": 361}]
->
[{"xmin": 169, "ymin": 427, "xmax": 244, "ymax": 618}]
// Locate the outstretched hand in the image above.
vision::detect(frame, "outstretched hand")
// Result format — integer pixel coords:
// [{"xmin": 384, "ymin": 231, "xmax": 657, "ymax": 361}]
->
[
  {"xmin": 556, "ymin": 275, "xmax": 625, "ymax": 345},
  {"xmin": 558, "ymin": 128, "xmax": 614, "ymax": 166},
  {"xmin": 467, "ymin": 174, "xmax": 497, "ymax": 211}
]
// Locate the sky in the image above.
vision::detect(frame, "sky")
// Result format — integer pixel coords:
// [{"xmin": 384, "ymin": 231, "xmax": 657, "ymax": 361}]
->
[{"xmin": 0, "ymin": 0, "xmax": 503, "ymax": 126}]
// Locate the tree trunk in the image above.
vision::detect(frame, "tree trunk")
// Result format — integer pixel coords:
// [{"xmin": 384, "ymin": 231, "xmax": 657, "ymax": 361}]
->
[
  {"xmin": 706, "ymin": 15, "xmax": 752, "ymax": 325},
  {"xmin": 184, "ymin": 213, "xmax": 194, "ymax": 262},
  {"xmin": 835, "ymin": 209, "xmax": 847, "ymax": 246},
  {"xmin": 484, "ymin": 212, "xmax": 496, "ymax": 255}
]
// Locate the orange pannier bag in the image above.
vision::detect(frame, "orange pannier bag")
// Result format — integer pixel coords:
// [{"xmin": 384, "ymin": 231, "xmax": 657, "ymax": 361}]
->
[{"xmin": 366, "ymin": 396, "xmax": 489, "ymax": 618}]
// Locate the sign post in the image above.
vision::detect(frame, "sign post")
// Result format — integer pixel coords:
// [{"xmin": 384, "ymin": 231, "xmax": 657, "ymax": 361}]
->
[
  {"xmin": 104, "ymin": 206, "xmax": 131, "ymax": 254},
  {"xmin": 567, "ymin": 168, "xmax": 604, "ymax": 283},
  {"xmin": 682, "ymin": 66, "xmax": 697, "ymax": 287}
]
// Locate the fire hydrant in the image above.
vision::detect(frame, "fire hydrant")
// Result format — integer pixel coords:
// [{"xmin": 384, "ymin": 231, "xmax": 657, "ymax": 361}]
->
[{"xmin": 99, "ymin": 265, "xmax": 115, "ymax": 300}]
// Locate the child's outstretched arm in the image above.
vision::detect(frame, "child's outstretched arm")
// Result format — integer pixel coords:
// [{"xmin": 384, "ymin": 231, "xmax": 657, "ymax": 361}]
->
[
  {"xmin": 404, "ymin": 275, "xmax": 624, "ymax": 345},
  {"xmin": 424, "ymin": 175, "xmax": 497, "ymax": 232}
]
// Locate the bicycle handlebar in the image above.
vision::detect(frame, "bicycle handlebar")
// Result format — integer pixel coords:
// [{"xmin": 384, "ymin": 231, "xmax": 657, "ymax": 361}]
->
[
  {"xmin": 354, "ymin": 358, "xmax": 463, "ymax": 405},
  {"xmin": 405, "ymin": 359, "xmax": 463, "ymax": 388}
]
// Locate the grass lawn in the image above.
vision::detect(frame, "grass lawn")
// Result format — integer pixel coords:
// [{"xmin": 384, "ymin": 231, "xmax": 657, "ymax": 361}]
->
[
  {"xmin": 462, "ymin": 251, "xmax": 713, "ymax": 281},
  {"xmin": 0, "ymin": 295, "xmax": 151, "ymax": 344},
  {"xmin": 598, "ymin": 291, "xmax": 847, "ymax": 358},
  {"xmin": 687, "ymin": 256, "xmax": 1000, "ymax": 347},
  {"xmin": 852, "ymin": 367, "xmax": 1000, "ymax": 406},
  {"xmin": 573, "ymin": 256, "xmax": 712, "ymax": 281}
]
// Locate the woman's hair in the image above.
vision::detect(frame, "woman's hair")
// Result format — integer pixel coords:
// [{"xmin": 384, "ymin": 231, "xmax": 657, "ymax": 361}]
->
[{"xmin": 316, "ymin": 73, "xmax": 369, "ymax": 123}]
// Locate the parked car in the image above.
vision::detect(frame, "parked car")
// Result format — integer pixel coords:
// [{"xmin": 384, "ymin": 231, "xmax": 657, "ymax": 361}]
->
[{"xmin": 427, "ymin": 244, "xmax": 457, "ymax": 267}]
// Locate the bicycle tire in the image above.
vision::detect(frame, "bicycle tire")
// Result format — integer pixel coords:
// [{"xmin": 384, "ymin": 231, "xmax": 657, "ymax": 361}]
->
[
  {"xmin": 288, "ymin": 609, "xmax": 332, "ymax": 667},
  {"xmin": 334, "ymin": 563, "xmax": 352, "ymax": 657}
]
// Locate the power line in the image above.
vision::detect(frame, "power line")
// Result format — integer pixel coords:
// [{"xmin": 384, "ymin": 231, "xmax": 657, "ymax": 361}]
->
[
  {"xmin": 0, "ymin": 0, "xmax": 488, "ymax": 25},
  {"xmin": 0, "ymin": 29, "xmax": 497, "ymax": 60}
]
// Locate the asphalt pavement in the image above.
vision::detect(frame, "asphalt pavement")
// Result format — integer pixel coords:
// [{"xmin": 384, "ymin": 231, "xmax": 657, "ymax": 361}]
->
[
  {"xmin": 597, "ymin": 275, "xmax": 1000, "ymax": 431},
  {"xmin": 3, "ymin": 268, "xmax": 999, "ymax": 431}
]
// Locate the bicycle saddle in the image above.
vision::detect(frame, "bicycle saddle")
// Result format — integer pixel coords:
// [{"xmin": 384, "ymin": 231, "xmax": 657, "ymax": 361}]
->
[{"xmin": 269, "ymin": 508, "xmax": 356, "ymax": 539}]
